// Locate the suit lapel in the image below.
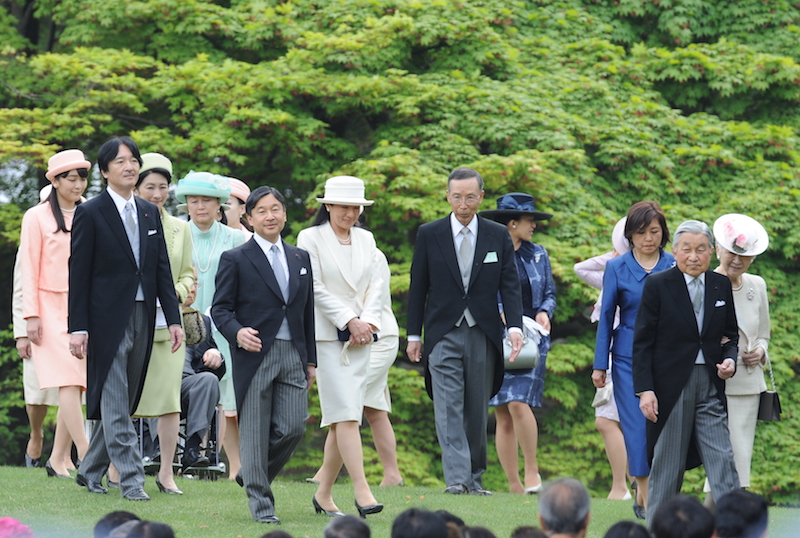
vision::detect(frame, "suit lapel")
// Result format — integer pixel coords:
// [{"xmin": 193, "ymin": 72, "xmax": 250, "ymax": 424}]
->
[
  {"xmin": 701, "ymin": 271, "xmax": 719, "ymax": 336},
  {"xmin": 243, "ymin": 239, "xmax": 284, "ymax": 302},
  {"xmin": 284, "ymin": 241, "xmax": 303, "ymax": 304},
  {"xmin": 469, "ymin": 218, "xmax": 494, "ymax": 289},
  {"xmin": 319, "ymin": 223, "xmax": 360, "ymax": 290},
  {"xmin": 134, "ymin": 197, "xmax": 149, "ymax": 269},
  {"xmin": 98, "ymin": 190, "xmax": 137, "ymax": 268},
  {"xmin": 665, "ymin": 267, "xmax": 700, "ymax": 336},
  {"xmin": 432, "ymin": 217, "xmax": 462, "ymax": 289}
]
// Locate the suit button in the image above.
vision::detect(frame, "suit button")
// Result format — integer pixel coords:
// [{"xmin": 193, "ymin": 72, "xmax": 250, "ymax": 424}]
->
[{"xmin": 282, "ymin": 305, "xmax": 287, "ymax": 311}]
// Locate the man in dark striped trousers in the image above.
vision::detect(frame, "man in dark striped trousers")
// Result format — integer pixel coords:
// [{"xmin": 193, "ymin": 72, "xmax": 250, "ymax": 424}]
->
[
  {"xmin": 633, "ymin": 220, "xmax": 740, "ymax": 527},
  {"xmin": 212, "ymin": 186, "xmax": 316, "ymax": 524}
]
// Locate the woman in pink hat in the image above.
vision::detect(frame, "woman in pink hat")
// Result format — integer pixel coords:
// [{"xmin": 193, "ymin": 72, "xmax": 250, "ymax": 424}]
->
[
  {"xmin": 20, "ymin": 149, "xmax": 91, "ymax": 478},
  {"xmin": 225, "ymin": 177, "xmax": 254, "ymax": 240}
]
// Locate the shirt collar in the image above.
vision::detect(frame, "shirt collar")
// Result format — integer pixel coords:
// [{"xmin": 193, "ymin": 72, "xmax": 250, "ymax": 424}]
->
[
  {"xmin": 683, "ymin": 272, "xmax": 706, "ymax": 286},
  {"xmin": 253, "ymin": 233, "xmax": 284, "ymax": 257},
  {"xmin": 106, "ymin": 186, "xmax": 134, "ymax": 214},
  {"xmin": 450, "ymin": 213, "xmax": 478, "ymax": 238}
]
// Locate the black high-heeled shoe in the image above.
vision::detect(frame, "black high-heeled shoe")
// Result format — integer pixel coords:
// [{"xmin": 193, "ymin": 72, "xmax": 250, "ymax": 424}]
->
[
  {"xmin": 312, "ymin": 496, "xmax": 345, "ymax": 517},
  {"xmin": 355, "ymin": 500, "xmax": 383, "ymax": 519},
  {"xmin": 156, "ymin": 477, "xmax": 183, "ymax": 495},
  {"xmin": 45, "ymin": 460, "xmax": 71, "ymax": 479}
]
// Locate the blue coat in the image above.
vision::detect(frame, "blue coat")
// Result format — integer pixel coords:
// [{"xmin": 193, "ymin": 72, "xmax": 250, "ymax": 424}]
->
[{"xmin": 593, "ymin": 249, "xmax": 675, "ymax": 369}]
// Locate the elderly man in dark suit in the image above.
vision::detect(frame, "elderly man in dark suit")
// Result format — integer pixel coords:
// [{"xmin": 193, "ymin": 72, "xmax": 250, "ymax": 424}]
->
[
  {"xmin": 69, "ymin": 137, "xmax": 182, "ymax": 501},
  {"xmin": 212, "ymin": 186, "xmax": 316, "ymax": 524},
  {"xmin": 633, "ymin": 219, "xmax": 740, "ymax": 526},
  {"xmin": 406, "ymin": 167, "xmax": 524, "ymax": 495}
]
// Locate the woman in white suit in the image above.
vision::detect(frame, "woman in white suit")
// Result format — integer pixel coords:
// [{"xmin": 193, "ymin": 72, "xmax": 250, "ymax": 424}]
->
[{"xmin": 297, "ymin": 176, "xmax": 384, "ymax": 518}]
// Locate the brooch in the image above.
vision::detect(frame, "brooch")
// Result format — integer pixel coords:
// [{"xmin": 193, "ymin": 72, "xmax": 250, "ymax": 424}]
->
[{"xmin": 747, "ymin": 287, "xmax": 755, "ymax": 301}]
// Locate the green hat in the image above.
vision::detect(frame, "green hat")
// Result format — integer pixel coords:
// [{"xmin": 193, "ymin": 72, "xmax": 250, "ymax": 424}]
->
[{"xmin": 175, "ymin": 171, "xmax": 231, "ymax": 211}]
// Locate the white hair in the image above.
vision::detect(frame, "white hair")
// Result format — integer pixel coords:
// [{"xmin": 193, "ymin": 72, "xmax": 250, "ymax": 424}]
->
[{"xmin": 674, "ymin": 220, "xmax": 714, "ymax": 249}]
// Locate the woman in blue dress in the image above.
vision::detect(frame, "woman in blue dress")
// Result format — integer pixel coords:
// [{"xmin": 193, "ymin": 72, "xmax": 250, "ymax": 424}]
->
[
  {"xmin": 592, "ymin": 200, "xmax": 674, "ymax": 519},
  {"xmin": 481, "ymin": 193, "xmax": 555, "ymax": 494}
]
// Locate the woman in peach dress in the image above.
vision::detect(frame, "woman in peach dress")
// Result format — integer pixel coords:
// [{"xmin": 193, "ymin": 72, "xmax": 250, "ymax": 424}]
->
[{"xmin": 21, "ymin": 150, "xmax": 91, "ymax": 478}]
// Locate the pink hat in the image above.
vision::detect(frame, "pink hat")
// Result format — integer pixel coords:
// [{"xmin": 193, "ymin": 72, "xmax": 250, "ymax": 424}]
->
[
  {"xmin": 45, "ymin": 149, "xmax": 91, "ymax": 181},
  {"xmin": 612, "ymin": 217, "xmax": 631, "ymax": 254},
  {"xmin": 227, "ymin": 178, "xmax": 251, "ymax": 204}
]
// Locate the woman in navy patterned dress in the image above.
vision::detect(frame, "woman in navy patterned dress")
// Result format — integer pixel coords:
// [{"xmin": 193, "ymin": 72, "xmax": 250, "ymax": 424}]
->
[{"xmin": 481, "ymin": 193, "xmax": 555, "ymax": 494}]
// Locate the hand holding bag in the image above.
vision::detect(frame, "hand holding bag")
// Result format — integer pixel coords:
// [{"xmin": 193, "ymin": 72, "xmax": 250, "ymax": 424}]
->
[
  {"xmin": 503, "ymin": 316, "xmax": 544, "ymax": 370},
  {"xmin": 757, "ymin": 355, "xmax": 781, "ymax": 421}
]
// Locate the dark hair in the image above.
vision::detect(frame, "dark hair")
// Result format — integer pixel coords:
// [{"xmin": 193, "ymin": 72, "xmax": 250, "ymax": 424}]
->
[
  {"xmin": 49, "ymin": 169, "xmax": 87, "ymax": 233},
  {"xmin": 392, "ymin": 508, "xmax": 449, "ymax": 538},
  {"xmin": 97, "ymin": 137, "xmax": 142, "ymax": 184},
  {"xmin": 651, "ymin": 495, "xmax": 714, "ymax": 538},
  {"xmin": 510, "ymin": 526, "xmax": 546, "ymax": 538},
  {"xmin": 624, "ymin": 200, "xmax": 669, "ymax": 248},
  {"xmin": 324, "ymin": 514, "xmax": 370, "ymax": 538},
  {"xmin": 435, "ymin": 511, "xmax": 465, "ymax": 528},
  {"xmin": 464, "ymin": 527, "xmax": 496, "ymax": 538},
  {"xmin": 602, "ymin": 521, "xmax": 650, "ymax": 538},
  {"xmin": 93, "ymin": 511, "xmax": 140, "ymax": 538},
  {"xmin": 136, "ymin": 168, "xmax": 171, "ymax": 189},
  {"xmin": 310, "ymin": 203, "xmax": 364, "ymax": 228},
  {"xmin": 246, "ymin": 186, "xmax": 286, "ymax": 216},
  {"xmin": 126, "ymin": 520, "xmax": 175, "ymax": 538},
  {"xmin": 538, "ymin": 477, "xmax": 591, "ymax": 535},
  {"xmin": 715, "ymin": 490, "xmax": 768, "ymax": 538},
  {"xmin": 259, "ymin": 531, "xmax": 294, "ymax": 538},
  {"xmin": 448, "ymin": 167, "xmax": 484, "ymax": 191}
]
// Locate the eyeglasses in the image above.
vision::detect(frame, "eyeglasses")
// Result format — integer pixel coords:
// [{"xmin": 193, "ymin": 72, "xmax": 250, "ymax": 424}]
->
[{"xmin": 449, "ymin": 194, "xmax": 481, "ymax": 206}]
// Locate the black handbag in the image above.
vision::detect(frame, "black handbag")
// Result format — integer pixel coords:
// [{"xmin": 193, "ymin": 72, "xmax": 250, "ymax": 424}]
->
[{"xmin": 757, "ymin": 356, "xmax": 781, "ymax": 422}]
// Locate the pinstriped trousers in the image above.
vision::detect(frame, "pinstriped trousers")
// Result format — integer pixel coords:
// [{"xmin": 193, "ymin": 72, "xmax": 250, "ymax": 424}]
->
[
  {"xmin": 428, "ymin": 323, "xmax": 495, "ymax": 490},
  {"xmin": 647, "ymin": 365, "xmax": 740, "ymax": 527},
  {"xmin": 239, "ymin": 339, "xmax": 308, "ymax": 521},
  {"xmin": 80, "ymin": 302, "xmax": 149, "ymax": 495}
]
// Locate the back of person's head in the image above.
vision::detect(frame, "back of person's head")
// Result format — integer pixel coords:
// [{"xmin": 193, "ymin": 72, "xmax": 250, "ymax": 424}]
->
[
  {"xmin": 510, "ymin": 526, "xmax": 546, "ymax": 538},
  {"xmin": 324, "ymin": 514, "xmax": 370, "ymax": 538},
  {"xmin": 715, "ymin": 490, "xmax": 768, "ymax": 538},
  {"xmin": 126, "ymin": 520, "xmax": 175, "ymax": 538},
  {"xmin": 538, "ymin": 477, "xmax": 591, "ymax": 535},
  {"xmin": 392, "ymin": 508, "xmax": 449, "ymax": 538},
  {"xmin": 464, "ymin": 527, "xmax": 496, "ymax": 538},
  {"xmin": 651, "ymin": 496, "xmax": 714, "ymax": 538},
  {"xmin": 602, "ymin": 521, "xmax": 650, "ymax": 538},
  {"xmin": 436, "ymin": 511, "xmax": 465, "ymax": 529},
  {"xmin": 260, "ymin": 531, "xmax": 294, "ymax": 538},
  {"xmin": 94, "ymin": 511, "xmax": 141, "ymax": 538}
]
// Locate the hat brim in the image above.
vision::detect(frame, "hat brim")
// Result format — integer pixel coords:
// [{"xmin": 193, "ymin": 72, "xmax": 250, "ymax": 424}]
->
[
  {"xmin": 175, "ymin": 185, "xmax": 231, "ymax": 204},
  {"xmin": 46, "ymin": 160, "xmax": 92, "ymax": 181},
  {"xmin": 316, "ymin": 197, "xmax": 374, "ymax": 206},
  {"xmin": 479, "ymin": 209, "xmax": 553, "ymax": 222}
]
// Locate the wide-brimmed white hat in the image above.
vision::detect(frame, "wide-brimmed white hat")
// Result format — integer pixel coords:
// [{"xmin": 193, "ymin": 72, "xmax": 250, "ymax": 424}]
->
[
  {"xmin": 612, "ymin": 217, "xmax": 631, "ymax": 254},
  {"xmin": 713, "ymin": 213, "xmax": 769, "ymax": 256},
  {"xmin": 316, "ymin": 176, "xmax": 374, "ymax": 206}
]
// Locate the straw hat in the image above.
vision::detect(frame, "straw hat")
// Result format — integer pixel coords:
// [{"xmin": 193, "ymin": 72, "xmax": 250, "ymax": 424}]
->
[
  {"xmin": 139, "ymin": 153, "xmax": 173, "ymax": 179},
  {"xmin": 316, "ymin": 176, "xmax": 374, "ymax": 206},
  {"xmin": 45, "ymin": 150, "xmax": 91, "ymax": 181},
  {"xmin": 479, "ymin": 192, "xmax": 553, "ymax": 223},
  {"xmin": 174, "ymin": 171, "xmax": 231, "ymax": 211},
  {"xmin": 713, "ymin": 214, "xmax": 769, "ymax": 256}
]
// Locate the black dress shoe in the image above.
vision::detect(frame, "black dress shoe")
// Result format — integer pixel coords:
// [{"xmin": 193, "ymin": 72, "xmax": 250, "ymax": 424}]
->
[
  {"xmin": 25, "ymin": 453, "xmax": 41, "ymax": 468},
  {"xmin": 470, "ymin": 488, "xmax": 493, "ymax": 496},
  {"xmin": 256, "ymin": 516, "xmax": 281, "ymax": 524},
  {"xmin": 355, "ymin": 500, "xmax": 383, "ymax": 519},
  {"xmin": 313, "ymin": 496, "xmax": 345, "ymax": 517},
  {"xmin": 182, "ymin": 447, "xmax": 210, "ymax": 469},
  {"xmin": 444, "ymin": 484, "xmax": 469, "ymax": 495},
  {"xmin": 633, "ymin": 502, "xmax": 646, "ymax": 520},
  {"xmin": 45, "ymin": 460, "xmax": 71, "ymax": 479},
  {"xmin": 156, "ymin": 478, "xmax": 183, "ymax": 495},
  {"xmin": 123, "ymin": 489, "xmax": 151, "ymax": 501},
  {"xmin": 76, "ymin": 474, "xmax": 109, "ymax": 494},
  {"xmin": 107, "ymin": 480, "xmax": 120, "ymax": 489},
  {"xmin": 235, "ymin": 473, "xmax": 243, "ymax": 487}
]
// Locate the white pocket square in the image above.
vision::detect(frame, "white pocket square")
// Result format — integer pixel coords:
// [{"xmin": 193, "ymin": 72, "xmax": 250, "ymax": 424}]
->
[
  {"xmin": 299, "ymin": 267, "xmax": 308, "ymax": 275},
  {"xmin": 147, "ymin": 229, "xmax": 157, "ymax": 236},
  {"xmin": 483, "ymin": 251, "xmax": 498, "ymax": 263},
  {"xmin": 715, "ymin": 300, "xmax": 726, "ymax": 307}
]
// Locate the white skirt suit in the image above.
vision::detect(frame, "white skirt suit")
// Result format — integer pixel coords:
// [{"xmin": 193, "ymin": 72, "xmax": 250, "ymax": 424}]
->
[
  {"xmin": 297, "ymin": 223, "xmax": 384, "ymax": 427},
  {"xmin": 364, "ymin": 249, "xmax": 399, "ymax": 412}
]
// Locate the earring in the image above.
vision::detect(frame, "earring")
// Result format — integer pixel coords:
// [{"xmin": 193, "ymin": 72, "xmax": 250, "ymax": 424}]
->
[{"xmin": 512, "ymin": 225, "xmax": 517, "ymax": 228}]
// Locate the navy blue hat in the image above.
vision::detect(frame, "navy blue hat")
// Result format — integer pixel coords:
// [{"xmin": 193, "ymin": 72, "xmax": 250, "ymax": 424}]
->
[{"xmin": 479, "ymin": 192, "xmax": 553, "ymax": 222}]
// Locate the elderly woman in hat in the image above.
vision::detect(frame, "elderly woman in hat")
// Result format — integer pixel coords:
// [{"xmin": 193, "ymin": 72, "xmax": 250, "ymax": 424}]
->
[
  {"xmin": 592, "ymin": 201, "xmax": 674, "ymax": 518},
  {"xmin": 175, "ymin": 172, "xmax": 246, "ymax": 476},
  {"xmin": 297, "ymin": 176, "xmax": 384, "ymax": 518},
  {"xmin": 703, "ymin": 214, "xmax": 771, "ymax": 505},
  {"xmin": 21, "ymin": 149, "xmax": 91, "ymax": 478},
  {"xmin": 479, "ymin": 193, "xmax": 555, "ymax": 494},
  {"xmin": 125, "ymin": 153, "xmax": 195, "ymax": 493},
  {"xmin": 225, "ymin": 177, "xmax": 254, "ymax": 240},
  {"xmin": 574, "ymin": 217, "xmax": 633, "ymax": 500}
]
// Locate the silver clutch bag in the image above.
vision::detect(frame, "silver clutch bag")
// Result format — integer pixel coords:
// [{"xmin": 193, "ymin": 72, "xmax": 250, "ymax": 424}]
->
[{"xmin": 503, "ymin": 334, "xmax": 540, "ymax": 370}]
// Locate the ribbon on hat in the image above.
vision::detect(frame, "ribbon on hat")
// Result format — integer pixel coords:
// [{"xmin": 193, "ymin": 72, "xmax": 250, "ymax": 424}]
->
[{"xmin": 497, "ymin": 195, "xmax": 537, "ymax": 213}]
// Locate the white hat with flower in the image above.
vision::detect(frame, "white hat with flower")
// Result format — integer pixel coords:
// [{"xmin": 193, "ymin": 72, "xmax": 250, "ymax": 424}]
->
[{"xmin": 712, "ymin": 213, "xmax": 769, "ymax": 256}]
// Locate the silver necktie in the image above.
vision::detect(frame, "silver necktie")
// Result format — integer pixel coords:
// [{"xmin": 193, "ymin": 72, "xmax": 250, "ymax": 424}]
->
[
  {"xmin": 271, "ymin": 244, "xmax": 288, "ymax": 301},
  {"xmin": 691, "ymin": 278, "xmax": 703, "ymax": 315},
  {"xmin": 459, "ymin": 227, "xmax": 472, "ymax": 281}
]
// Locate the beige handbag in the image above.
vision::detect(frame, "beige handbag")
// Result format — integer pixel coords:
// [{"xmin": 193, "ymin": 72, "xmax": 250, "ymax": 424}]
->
[{"xmin": 182, "ymin": 308, "xmax": 207, "ymax": 346}]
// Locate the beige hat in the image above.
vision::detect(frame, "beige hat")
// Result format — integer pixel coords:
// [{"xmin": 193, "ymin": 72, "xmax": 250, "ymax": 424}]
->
[
  {"xmin": 713, "ymin": 214, "xmax": 769, "ymax": 256},
  {"xmin": 45, "ymin": 149, "xmax": 91, "ymax": 181},
  {"xmin": 316, "ymin": 176, "xmax": 374, "ymax": 206},
  {"xmin": 140, "ymin": 153, "xmax": 173, "ymax": 178}
]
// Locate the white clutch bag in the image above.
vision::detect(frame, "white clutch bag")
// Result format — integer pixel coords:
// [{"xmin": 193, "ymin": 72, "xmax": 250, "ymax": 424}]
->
[{"xmin": 503, "ymin": 316, "xmax": 545, "ymax": 370}]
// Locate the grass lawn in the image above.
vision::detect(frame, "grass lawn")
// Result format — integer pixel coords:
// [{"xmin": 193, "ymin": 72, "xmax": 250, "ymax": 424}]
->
[{"xmin": 1, "ymin": 467, "xmax": 797, "ymax": 538}]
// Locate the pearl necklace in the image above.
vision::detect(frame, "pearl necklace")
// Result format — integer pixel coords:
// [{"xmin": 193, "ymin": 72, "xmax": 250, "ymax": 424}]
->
[
  {"xmin": 190, "ymin": 222, "xmax": 219, "ymax": 273},
  {"xmin": 632, "ymin": 250, "xmax": 659, "ymax": 273},
  {"xmin": 336, "ymin": 234, "xmax": 352, "ymax": 245},
  {"xmin": 61, "ymin": 206, "xmax": 76, "ymax": 213}
]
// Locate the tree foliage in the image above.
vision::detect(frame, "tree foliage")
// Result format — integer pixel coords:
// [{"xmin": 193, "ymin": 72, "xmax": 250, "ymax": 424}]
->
[{"xmin": 1, "ymin": 0, "xmax": 798, "ymax": 503}]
